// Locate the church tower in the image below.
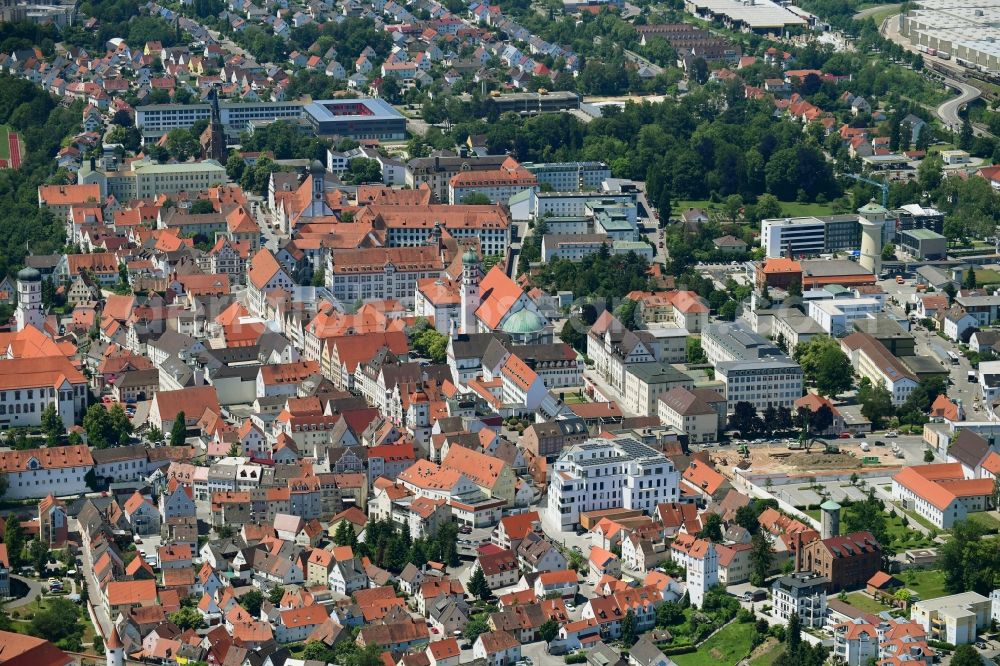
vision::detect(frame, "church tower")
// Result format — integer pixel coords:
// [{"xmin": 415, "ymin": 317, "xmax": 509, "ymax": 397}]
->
[
  {"xmin": 15, "ymin": 267, "xmax": 43, "ymax": 332},
  {"xmin": 207, "ymin": 88, "xmax": 227, "ymax": 163},
  {"xmin": 459, "ymin": 248, "xmax": 481, "ymax": 334}
]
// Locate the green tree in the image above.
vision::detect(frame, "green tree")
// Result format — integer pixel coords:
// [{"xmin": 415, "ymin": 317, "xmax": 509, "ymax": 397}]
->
[
  {"xmin": 881, "ymin": 243, "xmax": 895, "ymax": 260},
  {"xmin": 83, "ymin": 403, "xmax": 112, "ymax": 449},
  {"xmin": 333, "ymin": 520, "xmax": 357, "ymax": 548},
  {"xmin": 109, "ymin": 403, "xmax": 133, "ymax": 445},
  {"xmin": 171, "ymin": 412, "xmax": 187, "ymax": 446},
  {"xmin": 686, "ymin": 337, "xmax": 707, "ymax": 364},
  {"xmin": 29, "ymin": 598, "xmax": 82, "ymax": 647},
  {"xmin": 268, "ymin": 585, "xmax": 285, "ymax": 605},
  {"xmin": 464, "ymin": 615, "xmax": 489, "ymax": 641},
  {"xmin": 468, "ymin": 565, "xmax": 491, "ymax": 600},
  {"xmin": 857, "ymin": 378, "xmax": 894, "ymax": 429},
  {"xmin": 460, "ymin": 192, "xmax": 492, "ymax": 205},
  {"xmin": 755, "ymin": 194, "xmax": 783, "ymax": 220},
  {"xmin": 787, "ymin": 278, "xmax": 802, "ymax": 298},
  {"xmin": 620, "ymin": 609, "xmax": 637, "ymax": 647},
  {"xmin": 348, "ymin": 643, "xmax": 385, "ymax": 666},
  {"xmin": 749, "ymin": 531, "xmax": 773, "ymax": 587},
  {"xmin": 4, "ymin": 519, "xmax": 25, "ymax": 568},
  {"xmin": 148, "ymin": 427, "xmax": 163, "ymax": 444},
  {"xmin": 169, "ymin": 607, "xmax": 206, "ymax": 631},
  {"xmin": 793, "ymin": 336, "xmax": 854, "ymax": 397},
  {"xmin": 697, "ymin": 513, "xmax": 723, "ymax": 542},
  {"xmin": 539, "ymin": 618, "xmax": 559, "ymax": 643},
  {"xmin": 940, "ymin": 519, "xmax": 1000, "ymax": 595},
  {"xmin": 958, "ymin": 116, "xmax": 973, "ymax": 151},
  {"xmin": 189, "ymin": 199, "xmax": 215, "ymax": 215},
  {"xmin": 40, "ymin": 403, "xmax": 64, "ymax": 446},
  {"xmin": 786, "ymin": 611, "xmax": 801, "ymax": 653},
  {"xmin": 964, "ymin": 267, "xmax": 977, "ymax": 289},
  {"xmin": 301, "ymin": 642, "xmax": 337, "ymax": 663},
  {"xmin": 843, "ymin": 495, "xmax": 889, "ymax": 546},
  {"xmin": 240, "ymin": 588, "xmax": 264, "ymax": 617},
  {"xmin": 950, "ymin": 645, "xmax": 982, "ymax": 666},
  {"xmin": 656, "ymin": 601, "xmax": 683, "ymax": 627},
  {"xmin": 28, "ymin": 539, "xmax": 48, "ymax": 574},
  {"xmin": 165, "ymin": 128, "xmax": 200, "ymax": 161},
  {"xmin": 615, "ymin": 298, "xmax": 640, "ymax": 330}
]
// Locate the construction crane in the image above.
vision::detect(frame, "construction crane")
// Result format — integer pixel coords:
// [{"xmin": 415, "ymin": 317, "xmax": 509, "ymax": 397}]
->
[{"xmin": 845, "ymin": 172, "xmax": 889, "ymax": 208}]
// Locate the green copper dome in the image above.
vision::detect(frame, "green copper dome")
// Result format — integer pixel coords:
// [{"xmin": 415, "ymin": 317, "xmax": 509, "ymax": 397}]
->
[
  {"xmin": 500, "ymin": 308, "xmax": 546, "ymax": 334},
  {"xmin": 462, "ymin": 247, "xmax": 479, "ymax": 265}
]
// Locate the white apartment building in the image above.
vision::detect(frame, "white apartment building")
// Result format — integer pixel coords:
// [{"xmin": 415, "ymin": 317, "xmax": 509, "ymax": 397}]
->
[
  {"xmin": 841, "ymin": 332, "xmax": 918, "ymax": 406},
  {"xmin": 658, "ymin": 387, "xmax": 721, "ymax": 444},
  {"xmin": 807, "ymin": 297, "xmax": 881, "ymax": 335},
  {"xmin": 702, "ymin": 322, "xmax": 783, "ymax": 365},
  {"xmin": 911, "ymin": 592, "xmax": 991, "ymax": 645},
  {"xmin": 546, "ymin": 437, "xmax": 680, "ymax": 531},
  {"xmin": 0, "ymin": 445, "xmax": 94, "ymax": 500},
  {"xmin": 540, "ymin": 234, "xmax": 609, "ymax": 261},
  {"xmin": 891, "ymin": 465, "xmax": 994, "ymax": 529},
  {"xmin": 715, "ymin": 359, "xmax": 804, "ymax": 412},
  {"xmin": 771, "ymin": 572, "xmax": 828, "ymax": 628},
  {"xmin": 508, "ymin": 189, "xmax": 636, "ymax": 222},
  {"xmin": 522, "ymin": 161, "xmax": 610, "ymax": 191}
]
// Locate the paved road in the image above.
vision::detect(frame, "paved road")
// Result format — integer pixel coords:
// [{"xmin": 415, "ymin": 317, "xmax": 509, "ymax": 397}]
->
[
  {"xmin": 880, "ymin": 16, "xmax": 989, "ymax": 135},
  {"xmin": 4, "ymin": 575, "xmax": 43, "ymax": 608},
  {"xmin": 937, "ymin": 76, "xmax": 982, "ymax": 131}
]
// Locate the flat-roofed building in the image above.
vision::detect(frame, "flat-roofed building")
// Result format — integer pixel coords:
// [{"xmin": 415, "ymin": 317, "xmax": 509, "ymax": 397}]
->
[
  {"xmin": 899, "ymin": 228, "xmax": 948, "ymax": 260},
  {"xmin": 911, "ymin": 591, "xmax": 991, "ymax": 646},
  {"xmin": 302, "ymin": 98, "xmax": 406, "ymax": 140}
]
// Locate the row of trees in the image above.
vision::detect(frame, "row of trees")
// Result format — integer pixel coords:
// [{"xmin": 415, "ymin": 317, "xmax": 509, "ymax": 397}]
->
[{"xmin": 342, "ymin": 519, "xmax": 460, "ymax": 573}]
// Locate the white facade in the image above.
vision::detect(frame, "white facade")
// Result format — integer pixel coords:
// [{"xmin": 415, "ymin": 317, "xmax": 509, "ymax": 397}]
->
[
  {"xmin": 0, "ymin": 445, "xmax": 94, "ymax": 500},
  {"xmin": 807, "ymin": 298, "xmax": 881, "ymax": 336},
  {"xmin": 14, "ymin": 272, "xmax": 44, "ymax": 332},
  {"xmin": 523, "ymin": 161, "xmax": 610, "ymax": 191},
  {"xmin": 715, "ymin": 359, "xmax": 804, "ymax": 412},
  {"xmin": 546, "ymin": 437, "xmax": 680, "ymax": 531}
]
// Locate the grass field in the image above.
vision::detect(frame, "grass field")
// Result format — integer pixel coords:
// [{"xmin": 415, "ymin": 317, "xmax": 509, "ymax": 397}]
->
[
  {"xmin": 966, "ymin": 511, "xmax": 1000, "ymax": 531},
  {"xmin": 844, "ymin": 592, "xmax": 893, "ymax": 614},
  {"xmin": 899, "ymin": 569, "xmax": 948, "ymax": 601},
  {"xmin": 562, "ymin": 392, "xmax": 590, "ymax": 405},
  {"xmin": 674, "ymin": 198, "xmax": 837, "ymax": 220},
  {"xmin": 971, "ymin": 268, "xmax": 1000, "ymax": 286},
  {"xmin": 673, "ymin": 622, "xmax": 755, "ymax": 666},
  {"xmin": 0, "ymin": 125, "xmax": 10, "ymax": 159}
]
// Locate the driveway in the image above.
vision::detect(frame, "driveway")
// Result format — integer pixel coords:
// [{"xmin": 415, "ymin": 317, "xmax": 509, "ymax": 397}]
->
[{"xmin": 4, "ymin": 575, "xmax": 43, "ymax": 609}]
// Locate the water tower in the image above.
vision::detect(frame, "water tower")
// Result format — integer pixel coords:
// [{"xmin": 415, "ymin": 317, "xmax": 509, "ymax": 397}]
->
[{"xmin": 820, "ymin": 499, "xmax": 842, "ymax": 539}]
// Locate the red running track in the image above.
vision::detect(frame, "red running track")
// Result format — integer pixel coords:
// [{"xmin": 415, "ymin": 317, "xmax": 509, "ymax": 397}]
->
[{"xmin": 8, "ymin": 132, "xmax": 20, "ymax": 169}]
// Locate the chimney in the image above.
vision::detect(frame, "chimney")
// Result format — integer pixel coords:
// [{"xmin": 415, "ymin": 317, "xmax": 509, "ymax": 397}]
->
[{"xmin": 794, "ymin": 530, "xmax": 803, "ymax": 572}]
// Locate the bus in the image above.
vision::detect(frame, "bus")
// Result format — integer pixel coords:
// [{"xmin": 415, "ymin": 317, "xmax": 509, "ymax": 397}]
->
[{"xmin": 947, "ymin": 350, "xmax": 960, "ymax": 365}]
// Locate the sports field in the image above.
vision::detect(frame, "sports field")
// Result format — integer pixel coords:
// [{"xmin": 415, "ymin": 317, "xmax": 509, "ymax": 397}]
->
[{"xmin": 0, "ymin": 124, "xmax": 23, "ymax": 169}]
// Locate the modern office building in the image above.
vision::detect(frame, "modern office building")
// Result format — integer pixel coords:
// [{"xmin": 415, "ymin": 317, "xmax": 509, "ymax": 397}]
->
[
  {"xmin": 546, "ymin": 437, "xmax": 680, "ymax": 531},
  {"xmin": 715, "ymin": 358, "xmax": 804, "ymax": 412},
  {"xmin": 899, "ymin": 229, "xmax": 948, "ymax": 260},
  {"xmin": 488, "ymin": 91, "xmax": 580, "ymax": 116},
  {"xmin": 807, "ymin": 297, "xmax": 882, "ymax": 335},
  {"xmin": 760, "ymin": 204, "xmax": 893, "ymax": 259},
  {"xmin": 136, "ymin": 100, "xmax": 304, "ymax": 140}
]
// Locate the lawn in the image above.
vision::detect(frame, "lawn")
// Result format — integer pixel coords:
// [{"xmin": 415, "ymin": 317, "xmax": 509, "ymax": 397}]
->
[
  {"xmin": 673, "ymin": 621, "xmax": 755, "ymax": 666},
  {"xmin": 0, "ymin": 125, "xmax": 9, "ymax": 159},
  {"xmin": 899, "ymin": 569, "xmax": 948, "ymax": 601},
  {"xmin": 971, "ymin": 268, "xmax": 1000, "ymax": 286},
  {"xmin": 965, "ymin": 511, "xmax": 1000, "ymax": 532},
  {"xmin": 674, "ymin": 198, "xmax": 837, "ymax": 220},
  {"xmin": 562, "ymin": 392, "xmax": 590, "ymax": 405},
  {"xmin": 844, "ymin": 592, "xmax": 892, "ymax": 614},
  {"xmin": 748, "ymin": 639, "xmax": 784, "ymax": 666},
  {"xmin": 803, "ymin": 509, "xmax": 821, "ymax": 522}
]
